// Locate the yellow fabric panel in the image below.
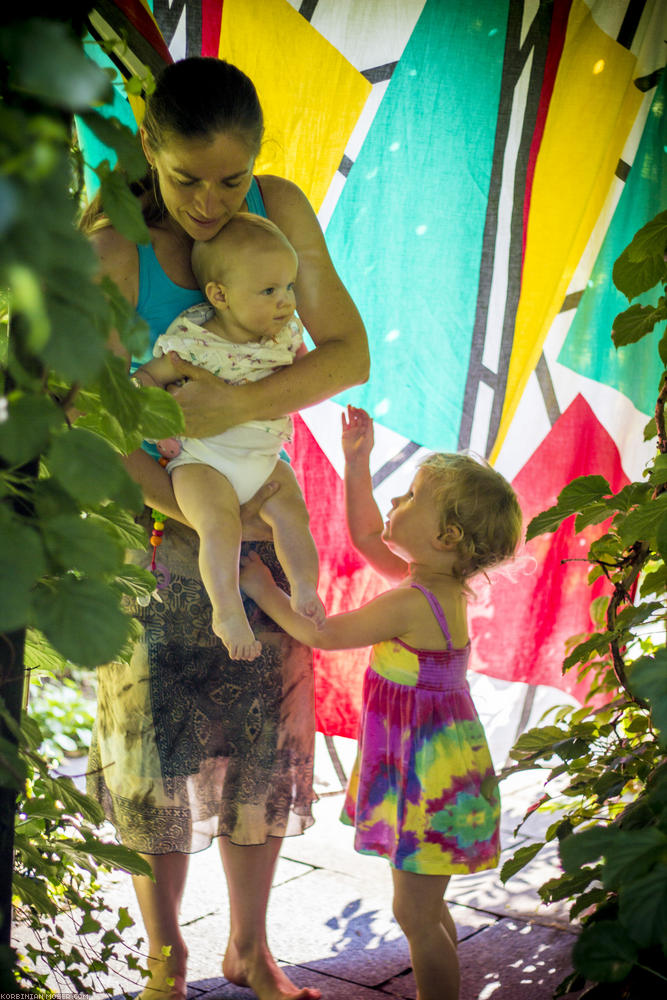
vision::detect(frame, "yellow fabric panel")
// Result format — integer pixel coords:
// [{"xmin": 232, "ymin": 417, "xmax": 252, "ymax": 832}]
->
[
  {"xmin": 491, "ymin": 0, "xmax": 643, "ymax": 459},
  {"xmin": 218, "ymin": 0, "xmax": 371, "ymax": 211}
]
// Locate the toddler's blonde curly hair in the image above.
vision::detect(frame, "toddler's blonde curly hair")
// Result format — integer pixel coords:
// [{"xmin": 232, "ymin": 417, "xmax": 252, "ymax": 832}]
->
[{"xmin": 419, "ymin": 453, "xmax": 523, "ymax": 583}]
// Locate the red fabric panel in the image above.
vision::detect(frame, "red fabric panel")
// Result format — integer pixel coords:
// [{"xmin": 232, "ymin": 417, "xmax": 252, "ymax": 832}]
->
[
  {"xmin": 287, "ymin": 416, "xmax": 386, "ymax": 738},
  {"xmin": 202, "ymin": 0, "xmax": 224, "ymax": 58},
  {"xmin": 468, "ymin": 394, "xmax": 628, "ymax": 702}
]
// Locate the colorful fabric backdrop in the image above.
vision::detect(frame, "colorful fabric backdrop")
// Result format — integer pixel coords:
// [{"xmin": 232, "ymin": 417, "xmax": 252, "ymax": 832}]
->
[{"xmin": 84, "ymin": 0, "xmax": 666, "ymax": 738}]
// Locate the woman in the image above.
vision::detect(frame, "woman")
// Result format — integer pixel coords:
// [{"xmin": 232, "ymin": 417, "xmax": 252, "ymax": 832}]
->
[{"xmin": 84, "ymin": 57, "xmax": 369, "ymax": 1000}]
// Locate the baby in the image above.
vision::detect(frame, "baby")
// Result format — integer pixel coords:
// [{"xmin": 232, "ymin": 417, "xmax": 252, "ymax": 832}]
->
[{"xmin": 133, "ymin": 213, "xmax": 325, "ymax": 659}]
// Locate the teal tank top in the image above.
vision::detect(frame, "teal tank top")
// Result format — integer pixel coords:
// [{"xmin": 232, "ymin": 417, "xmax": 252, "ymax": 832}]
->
[{"xmin": 133, "ymin": 178, "xmax": 267, "ymax": 457}]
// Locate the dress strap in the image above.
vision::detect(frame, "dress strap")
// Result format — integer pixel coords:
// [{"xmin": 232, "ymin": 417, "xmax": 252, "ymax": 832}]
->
[{"xmin": 410, "ymin": 583, "xmax": 452, "ymax": 642}]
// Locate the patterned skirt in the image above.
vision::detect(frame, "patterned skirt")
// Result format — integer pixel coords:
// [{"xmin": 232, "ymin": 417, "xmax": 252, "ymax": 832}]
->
[{"xmin": 87, "ymin": 515, "xmax": 316, "ymax": 854}]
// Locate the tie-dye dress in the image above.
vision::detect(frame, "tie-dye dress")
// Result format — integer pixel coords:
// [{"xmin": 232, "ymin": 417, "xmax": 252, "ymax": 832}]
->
[{"xmin": 341, "ymin": 583, "xmax": 500, "ymax": 874}]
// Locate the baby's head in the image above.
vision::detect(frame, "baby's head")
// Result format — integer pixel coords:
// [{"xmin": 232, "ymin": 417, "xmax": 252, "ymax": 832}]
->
[
  {"xmin": 191, "ymin": 212, "xmax": 297, "ymax": 295},
  {"xmin": 419, "ymin": 453, "xmax": 523, "ymax": 583}
]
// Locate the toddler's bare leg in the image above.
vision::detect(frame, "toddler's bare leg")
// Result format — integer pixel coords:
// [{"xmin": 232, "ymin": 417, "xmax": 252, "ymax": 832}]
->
[
  {"xmin": 171, "ymin": 464, "xmax": 261, "ymax": 660},
  {"xmin": 392, "ymin": 869, "xmax": 458, "ymax": 1000},
  {"xmin": 259, "ymin": 461, "xmax": 325, "ymax": 627}
]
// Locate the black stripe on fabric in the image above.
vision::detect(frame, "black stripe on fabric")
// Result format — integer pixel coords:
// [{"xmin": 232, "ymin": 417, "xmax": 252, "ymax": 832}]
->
[
  {"xmin": 616, "ymin": 159, "xmax": 631, "ymax": 181},
  {"xmin": 617, "ymin": 0, "xmax": 647, "ymax": 49},
  {"xmin": 153, "ymin": 0, "xmax": 202, "ymax": 58},
  {"xmin": 560, "ymin": 290, "xmax": 584, "ymax": 313},
  {"xmin": 458, "ymin": 0, "xmax": 553, "ymax": 457},
  {"xmin": 371, "ymin": 441, "xmax": 422, "ymax": 489},
  {"xmin": 535, "ymin": 353, "xmax": 561, "ymax": 426},
  {"xmin": 299, "ymin": 0, "xmax": 319, "ymax": 22},
  {"xmin": 87, "ymin": 0, "xmax": 169, "ymax": 77},
  {"xmin": 361, "ymin": 62, "xmax": 398, "ymax": 84},
  {"xmin": 338, "ymin": 155, "xmax": 354, "ymax": 178}
]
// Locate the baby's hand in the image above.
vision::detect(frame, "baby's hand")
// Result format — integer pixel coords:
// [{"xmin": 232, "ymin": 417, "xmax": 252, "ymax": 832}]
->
[
  {"xmin": 341, "ymin": 405, "xmax": 374, "ymax": 462},
  {"xmin": 240, "ymin": 550, "xmax": 275, "ymax": 598}
]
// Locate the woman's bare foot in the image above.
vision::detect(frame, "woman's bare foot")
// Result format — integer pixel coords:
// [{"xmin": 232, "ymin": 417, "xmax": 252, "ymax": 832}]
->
[
  {"xmin": 212, "ymin": 608, "xmax": 262, "ymax": 660},
  {"xmin": 222, "ymin": 940, "xmax": 321, "ymax": 999},
  {"xmin": 139, "ymin": 951, "xmax": 188, "ymax": 1000},
  {"xmin": 290, "ymin": 582, "xmax": 326, "ymax": 629}
]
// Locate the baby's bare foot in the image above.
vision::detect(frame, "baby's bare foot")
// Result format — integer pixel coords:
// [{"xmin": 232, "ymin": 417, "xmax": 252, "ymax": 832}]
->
[
  {"xmin": 213, "ymin": 611, "xmax": 262, "ymax": 660},
  {"xmin": 290, "ymin": 584, "xmax": 326, "ymax": 629}
]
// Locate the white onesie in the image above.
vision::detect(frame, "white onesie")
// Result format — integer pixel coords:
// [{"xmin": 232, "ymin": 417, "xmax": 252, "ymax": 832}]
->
[{"xmin": 154, "ymin": 302, "xmax": 303, "ymax": 503}]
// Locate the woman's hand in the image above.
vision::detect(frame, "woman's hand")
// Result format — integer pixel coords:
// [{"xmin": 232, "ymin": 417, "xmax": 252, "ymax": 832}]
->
[
  {"xmin": 239, "ymin": 479, "xmax": 280, "ymax": 541},
  {"xmin": 240, "ymin": 550, "xmax": 276, "ymax": 600},
  {"xmin": 342, "ymin": 405, "xmax": 374, "ymax": 465},
  {"xmin": 166, "ymin": 353, "xmax": 249, "ymax": 437}
]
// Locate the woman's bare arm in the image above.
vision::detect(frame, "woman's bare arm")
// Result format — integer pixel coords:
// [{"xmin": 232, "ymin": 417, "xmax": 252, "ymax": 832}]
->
[
  {"xmin": 166, "ymin": 176, "xmax": 370, "ymax": 438},
  {"xmin": 240, "ymin": 551, "xmax": 418, "ymax": 650}
]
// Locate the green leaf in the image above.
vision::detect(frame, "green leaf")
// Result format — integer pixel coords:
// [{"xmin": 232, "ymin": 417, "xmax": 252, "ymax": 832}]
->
[
  {"xmin": 0, "ymin": 393, "xmax": 62, "ymax": 466},
  {"xmin": 100, "ymin": 275, "xmax": 150, "ymax": 357},
  {"xmin": 617, "ymin": 493, "xmax": 667, "ymax": 547},
  {"xmin": 643, "ymin": 415, "xmax": 657, "ymax": 441},
  {"xmin": 96, "ymin": 352, "xmax": 143, "ymax": 430},
  {"xmin": 618, "ymin": 865, "xmax": 667, "ymax": 947},
  {"xmin": 499, "ymin": 841, "xmax": 545, "ymax": 883},
  {"xmin": 0, "ymin": 20, "xmax": 112, "ymax": 111},
  {"xmin": 42, "ymin": 295, "xmax": 108, "ymax": 382},
  {"xmin": 98, "ymin": 165, "xmax": 150, "ymax": 245},
  {"xmin": 657, "ymin": 513, "xmax": 667, "ymax": 562},
  {"xmin": 46, "ymin": 427, "xmax": 139, "ymax": 507},
  {"xmin": 572, "ymin": 921, "xmax": 637, "ymax": 982},
  {"xmin": 563, "ymin": 633, "xmax": 611, "ymax": 671},
  {"xmin": 78, "ymin": 111, "xmax": 147, "ymax": 182},
  {"xmin": 559, "ymin": 826, "xmax": 616, "ymax": 872},
  {"xmin": 0, "ymin": 511, "xmax": 47, "ymax": 632},
  {"xmin": 526, "ymin": 476, "xmax": 611, "ymax": 540},
  {"xmin": 625, "ymin": 209, "xmax": 667, "ymax": 263},
  {"xmin": 78, "ymin": 913, "xmax": 102, "ymax": 935},
  {"xmin": 137, "ymin": 385, "xmax": 185, "ymax": 439},
  {"xmin": 601, "ymin": 829, "xmax": 667, "ymax": 888},
  {"xmin": 629, "ymin": 650, "xmax": 667, "ymax": 743},
  {"xmin": 116, "ymin": 906, "xmax": 135, "ymax": 933},
  {"xmin": 11, "ymin": 872, "xmax": 58, "ymax": 917},
  {"xmin": 112, "ymin": 563, "xmax": 156, "ymax": 598},
  {"xmin": 31, "ymin": 577, "xmax": 131, "ymax": 666},
  {"xmin": 74, "ymin": 411, "xmax": 143, "ymax": 455},
  {"xmin": 0, "ymin": 735, "xmax": 29, "ymax": 790},
  {"xmin": 574, "ymin": 502, "xmax": 612, "ymax": 532},
  {"xmin": 41, "ymin": 513, "xmax": 124, "ymax": 577},
  {"xmin": 60, "ymin": 838, "xmax": 153, "ymax": 877},
  {"xmin": 87, "ymin": 503, "xmax": 149, "ymax": 550},
  {"xmin": 612, "ymin": 302, "xmax": 666, "ymax": 348},
  {"xmin": 647, "ymin": 453, "xmax": 667, "ymax": 487}
]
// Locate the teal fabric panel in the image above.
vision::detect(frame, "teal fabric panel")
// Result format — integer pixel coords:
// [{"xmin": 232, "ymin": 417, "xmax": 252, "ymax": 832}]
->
[
  {"xmin": 76, "ymin": 37, "xmax": 140, "ymax": 197},
  {"xmin": 557, "ymin": 73, "xmax": 666, "ymax": 417},
  {"xmin": 325, "ymin": 0, "xmax": 508, "ymax": 451}
]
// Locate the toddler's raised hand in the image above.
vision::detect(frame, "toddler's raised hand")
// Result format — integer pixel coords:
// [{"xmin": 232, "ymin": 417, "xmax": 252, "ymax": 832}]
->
[{"xmin": 341, "ymin": 405, "xmax": 374, "ymax": 463}]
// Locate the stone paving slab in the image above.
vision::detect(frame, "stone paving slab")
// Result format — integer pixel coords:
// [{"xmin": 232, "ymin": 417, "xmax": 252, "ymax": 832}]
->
[
  {"xmin": 383, "ymin": 916, "xmax": 582, "ymax": 1000},
  {"xmin": 189, "ymin": 966, "xmax": 396, "ymax": 999}
]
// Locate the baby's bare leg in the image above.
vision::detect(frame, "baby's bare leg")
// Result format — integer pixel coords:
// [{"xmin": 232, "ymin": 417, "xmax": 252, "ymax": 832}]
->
[
  {"xmin": 171, "ymin": 464, "xmax": 261, "ymax": 660},
  {"xmin": 259, "ymin": 461, "xmax": 325, "ymax": 627},
  {"xmin": 392, "ymin": 869, "xmax": 458, "ymax": 1000}
]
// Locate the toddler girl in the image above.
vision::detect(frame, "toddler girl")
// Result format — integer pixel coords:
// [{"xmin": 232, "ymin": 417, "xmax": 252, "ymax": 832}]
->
[{"xmin": 240, "ymin": 405, "xmax": 523, "ymax": 1000}]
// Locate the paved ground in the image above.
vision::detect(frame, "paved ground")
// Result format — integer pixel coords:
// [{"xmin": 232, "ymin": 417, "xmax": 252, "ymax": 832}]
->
[{"xmin": 13, "ymin": 676, "xmax": 585, "ymax": 999}]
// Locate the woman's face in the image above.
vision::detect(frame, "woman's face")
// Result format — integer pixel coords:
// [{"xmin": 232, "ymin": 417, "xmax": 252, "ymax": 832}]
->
[{"xmin": 142, "ymin": 129, "xmax": 256, "ymax": 241}]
